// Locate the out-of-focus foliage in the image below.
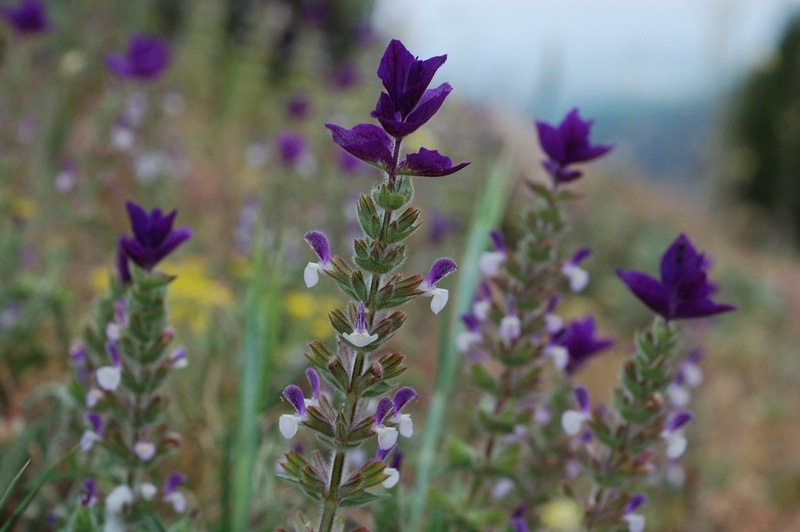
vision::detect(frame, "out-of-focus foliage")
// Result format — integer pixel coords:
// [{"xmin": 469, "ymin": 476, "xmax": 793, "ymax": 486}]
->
[{"xmin": 733, "ymin": 14, "xmax": 800, "ymax": 245}]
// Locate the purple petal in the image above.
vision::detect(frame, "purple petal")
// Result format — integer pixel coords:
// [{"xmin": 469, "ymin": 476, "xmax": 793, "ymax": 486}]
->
[
  {"xmin": 399, "ymin": 54, "xmax": 448, "ymax": 116},
  {"xmin": 569, "ymin": 247, "xmax": 592, "ymax": 266},
  {"xmin": 377, "ymin": 40, "xmax": 415, "ymax": 105},
  {"xmin": 105, "ymin": 342, "xmax": 120, "ymax": 367},
  {"xmin": 105, "ymin": 54, "xmax": 133, "ymax": 77},
  {"xmin": 511, "ymin": 505, "xmax": 529, "ymax": 532},
  {"xmin": 86, "ymin": 412, "xmax": 103, "ymax": 434},
  {"xmin": 155, "ymin": 228, "xmax": 192, "ymax": 263},
  {"xmin": 535, "ymin": 121, "xmax": 565, "ymax": 162},
  {"xmin": 666, "ymin": 410, "xmax": 694, "ymax": 432},
  {"xmin": 424, "ymin": 258, "xmax": 458, "ymax": 288},
  {"xmin": 660, "ymin": 234, "xmax": 703, "ymax": 291},
  {"xmin": 125, "ymin": 201, "xmax": 150, "ymax": 244},
  {"xmin": 489, "ymin": 230, "xmax": 505, "ymax": 252},
  {"xmin": 164, "ymin": 472, "xmax": 187, "ymax": 495},
  {"xmin": 573, "ymin": 386, "xmax": 590, "ymax": 412},
  {"xmin": 375, "ymin": 397, "xmax": 393, "ymax": 425},
  {"xmin": 303, "ymin": 231, "xmax": 331, "ymax": 264},
  {"xmin": 79, "ymin": 478, "xmax": 97, "ymax": 506},
  {"xmin": 390, "ymin": 450, "xmax": 404, "ymax": 470},
  {"xmin": 325, "ymin": 123, "xmax": 393, "ymax": 168},
  {"xmin": 545, "ymin": 295, "xmax": 561, "ymax": 314},
  {"xmin": 616, "ymin": 269, "xmax": 670, "ymax": 318},
  {"xmin": 375, "ymin": 445, "xmax": 394, "ymax": 462},
  {"xmin": 626, "ymin": 493, "xmax": 648, "ymax": 514},
  {"xmin": 404, "ymin": 83, "xmax": 452, "ymax": 129},
  {"xmin": 672, "ymin": 300, "xmax": 737, "ymax": 320},
  {"xmin": 461, "ymin": 314, "xmax": 478, "ymax": 332},
  {"xmin": 356, "ymin": 302, "xmax": 367, "ymax": 333},
  {"xmin": 150, "ymin": 209, "xmax": 178, "ymax": 246},
  {"xmin": 305, "ymin": 368, "xmax": 320, "ymax": 400},
  {"xmin": 282, "ymin": 385, "xmax": 306, "ymax": 416},
  {"xmin": 399, "ymin": 148, "xmax": 470, "ymax": 177},
  {"xmin": 392, "ymin": 387, "xmax": 418, "ymax": 413},
  {"xmin": 116, "ymin": 238, "xmax": 132, "ymax": 284}
]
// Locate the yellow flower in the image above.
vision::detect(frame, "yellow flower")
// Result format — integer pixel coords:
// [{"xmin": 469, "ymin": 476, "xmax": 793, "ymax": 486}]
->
[
  {"xmin": 163, "ymin": 257, "xmax": 233, "ymax": 332},
  {"xmin": 9, "ymin": 198, "xmax": 37, "ymax": 221},
  {"xmin": 285, "ymin": 292, "xmax": 317, "ymax": 320},
  {"xmin": 540, "ymin": 498, "xmax": 583, "ymax": 531}
]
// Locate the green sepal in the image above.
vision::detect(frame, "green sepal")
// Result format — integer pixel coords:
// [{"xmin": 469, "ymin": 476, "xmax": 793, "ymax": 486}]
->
[
  {"xmin": 477, "ymin": 405, "xmax": 525, "ymax": 434},
  {"xmin": 351, "ymin": 270, "xmax": 369, "ymax": 302},
  {"xmin": 328, "ymin": 309, "xmax": 351, "ymax": 336},
  {"xmin": 280, "ymin": 450, "xmax": 310, "ymax": 478},
  {"xmin": 509, "ymin": 366, "xmax": 541, "ymax": 398},
  {"xmin": 468, "ymin": 364, "xmax": 497, "ymax": 394},
  {"xmin": 305, "ymin": 406, "xmax": 335, "ymax": 438},
  {"xmin": 373, "ymin": 184, "xmax": 408, "ymax": 211},
  {"xmin": 340, "ymin": 491, "xmax": 391, "ymax": 508},
  {"xmin": 142, "ymin": 395, "xmax": 169, "ymax": 423},
  {"xmin": 361, "ymin": 380, "xmax": 396, "ymax": 398},
  {"xmin": 378, "ymin": 352, "xmax": 406, "ymax": 380},
  {"xmin": 357, "ymin": 195, "xmax": 382, "ymax": 240},
  {"xmin": 347, "ymin": 416, "xmax": 377, "ymax": 444},
  {"xmin": 134, "ymin": 268, "xmax": 176, "ymax": 290},
  {"xmin": 371, "ymin": 311, "xmax": 406, "ymax": 343}
]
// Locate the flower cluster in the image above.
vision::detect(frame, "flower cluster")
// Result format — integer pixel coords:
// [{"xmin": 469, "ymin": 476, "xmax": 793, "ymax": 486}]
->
[
  {"xmin": 275, "ymin": 39, "xmax": 467, "ymax": 531},
  {"xmin": 67, "ymin": 201, "xmax": 192, "ymax": 529}
]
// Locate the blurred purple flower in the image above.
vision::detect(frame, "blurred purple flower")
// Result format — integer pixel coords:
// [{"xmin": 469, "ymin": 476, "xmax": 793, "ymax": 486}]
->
[
  {"xmin": 337, "ymin": 149, "xmax": 370, "ymax": 175},
  {"xmin": 276, "ymin": 132, "xmax": 307, "ymax": 167},
  {"xmin": 106, "ymin": 34, "xmax": 170, "ymax": 80},
  {"xmin": 78, "ymin": 479, "xmax": 98, "ymax": 507},
  {"xmin": 536, "ymin": 108, "xmax": 613, "ymax": 185},
  {"xmin": 2, "ymin": 0, "xmax": 48, "ymax": 33},
  {"xmin": 510, "ymin": 505, "xmax": 528, "ymax": 532},
  {"xmin": 370, "ymin": 39, "xmax": 451, "ymax": 139},
  {"xmin": 119, "ymin": 201, "xmax": 192, "ymax": 271},
  {"xmin": 550, "ymin": 315, "xmax": 615, "ymax": 374},
  {"xmin": 331, "ymin": 62, "xmax": 360, "ymax": 90},
  {"xmin": 287, "ymin": 95, "xmax": 310, "ymax": 121},
  {"xmin": 616, "ymin": 234, "xmax": 736, "ymax": 320},
  {"xmin": 429, "ymin": 212, "xmax": 459, "ymax": 246}
]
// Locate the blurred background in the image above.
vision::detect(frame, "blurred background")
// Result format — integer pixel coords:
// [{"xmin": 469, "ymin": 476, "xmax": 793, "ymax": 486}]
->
[{"xmin": 1, "ymin": 0, "xmax": 799, "ymax": 530}]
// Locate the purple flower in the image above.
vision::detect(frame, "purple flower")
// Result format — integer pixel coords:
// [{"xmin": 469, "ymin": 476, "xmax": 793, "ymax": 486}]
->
[
  {"xmin": 456, "ymin": 314, "xmax": 482, "ymax": 353},
  {"xmin": 548, "ymin": 316, "xmax": 614, "ymax": 374},
  {"xmin": 562, "ymin": 247, "xmax": 592, "ymax": 292},
  {"xmin": 511, "ymin": 505, "xmax": 528, "ymax": 532},
  {"xmin": 119, "ymin": 201, "xmax": 191, "ymax": 272},
  {"xmin": 80, "ymin": 413, "xmax": 104, "ymax": 452},
  {"xmin": 287, "ymin": 95, "xmax": 310, "ymax": 121},
  {"xmin": 616, "ymin": 234, "xmax": 736, "ymax": 320},
  {"xmin": 163, "ymin": 472, "xmax": 187, "ymax": 513},
  {"xmin": 390, "ymin": 387, "xmax": 417, "ymax": 437},
  {"xmin": 276, "ymin": 132, "xmax": 307, "ymax": 167},
  {"xmin": 106, "ymin": 34, "xmax": 170, "ymax": 80},
  {"xmin": 2, "ymin": 0, "xmax": 48, "ymax": 34},
  {"xmin": 397, "ymin": 147, "xmax": 469, "ymax": 178},
  {"xmin": 479, "ymin": 230, "xmax": 507, "ymax": 277},
  {"xmin": 623, "ymin": 494, "xmax": 648, "ymax": 532},
  {"xmin": 325, "ymin": 123, "xmax": 394, "ymax": 171},
  {"xmin": 331, "ymin": 62, "xmax": 360, "ymax": 90},
  {"xmin": 661, "ymin": 410, "xmax": 694, "ymax": 459},
  {"xmin": 429, "ymin": 212, "xmax": 459, "ymax": 246},
  {"xmin": 78, "ymin": 479, "xmax": 98, "ymax": 507},
  {"xmin": 536, "ymin": 108, "xmax": 613, "ymax": 185},
  {"xmin": 303, "ymin": 230, "xmax": 334, "ymax": 287},
  {"xmin": 373, "ymin": 397, "xmax": 398, "ymax": 450},
  {"xmin": 304, "ymin": 368, "xmax": 321, "ymax": 407},
  {"xmin": 419, "ymin": 258, "xmax": 458, "ymax": 314},
  {"xmin": 370, "ymin": 39, "xmax": 451, "ymax": 139},
  {"xmin": 381, "ymin": 449, "xmax": 403, "ymax": 489},
  {"xmin": 561, "ymin": 386, "xmax": 591, "ymax": 435},
  {"xmin": 279, "ymin": 385, "xmax": 307, "ymax": 439},
  {"xmin": 342, "ymin": 302, "xmax": 378, "ymax": 348}
]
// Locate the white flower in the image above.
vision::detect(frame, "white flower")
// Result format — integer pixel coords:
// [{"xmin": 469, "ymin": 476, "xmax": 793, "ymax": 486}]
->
[
  {"xmin": 304, "ymin": 262, "xmax": 324, "ymax": 288},
  {"xmin": 544, "ymin": 313, "xmax": 564, "ymax": 334},
  {"xmin": 86, "ymin": 388, "xmax": 103, "ymax": 408},
  {"xmin": 499, "ymin": 315, "xmax": 521, "ymax": 346},
  {"xmin": 424, "ymin": 287, "xmax": 449, "ymax": 315},
  {"xmin": 374, "ymin": 425, "xmax": 398, "ymax": 450},
  {"xmin": 105, "ymin": 323, "xmax": 121, "ymax": 341},
  {"xmin": 397, "ymin": 413, "xmax": 413, "ymax": 438},
  {"xmin": 562, "ymin": 262, "xmax": 589, "ymax": 292},
  {"xmin": 342, "ymin": 330, "xmax": 378, "ymax": 348},
  {"xmin": 666, "ymin": 383, "xmax": 691, "ymax": 408},
  {"xmin": 456, "ymin": 330, "xmax": 482, "ymax": 353},
  {"xmin": 138, "ymin": 483, "xmax": 157, "ymax": 501},
  {"xmin": 544, "ymin": 345, "xmax": 569, "ymax": 371},
  {"xmin": 134, "ymin": 441, "xmax": 156, "ymax": 461},
  {"xmin": 382, "ymin": 467, "xmax": 400, "ymax": 489},
  {"xmin": 491, "ymin": 478, "xmax": 515, "ymax": 500},
  {"xmin": 472, "ymin": 300, "xmax": 491, "ymax": 321},
  {"xmin": 104, "ymin": 485, "xmax": 134, "ymax": 532},
  {"xmin": 96, "ymin": 366, "xmax": 121, "ymax": 391},
  {"xmin": 279, "ymin": 414, "xmax": 302, "ymax": 439},
  {"xmin": 623, "ymin": 513, "xmax": 646, "ymax": 532},
  {"xmin": 80, "ymin": 430, "xmax": 101, "ymax": 452},
  {"xmin": 479, "ymin": 251, "xmax": 506, "ymax": 277},
  {"xmin": 661, "ymin": 431, "xmax": 688, "ymax": 459},
  {"xmin": 561, "ymin": 410, "xmax": 590, "ymax": 436},
  {"xmin": 165, "ymin": 492, "xmax": 187, "ymax": 514}
]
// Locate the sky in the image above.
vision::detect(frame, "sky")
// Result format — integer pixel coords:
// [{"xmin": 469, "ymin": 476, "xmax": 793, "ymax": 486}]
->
[{"xmin": 372, "ymin": 0, "xmax": 800, "ymax": 112}]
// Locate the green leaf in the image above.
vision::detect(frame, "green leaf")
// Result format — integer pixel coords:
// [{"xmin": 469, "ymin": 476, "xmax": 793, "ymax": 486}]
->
[
  {"xmin": 340, "ymin": 491, "xmax": 392, "ymax": 508},
  {"xmin": 0, "ymin": 460, "xmax": 29, "ymax": 513}
]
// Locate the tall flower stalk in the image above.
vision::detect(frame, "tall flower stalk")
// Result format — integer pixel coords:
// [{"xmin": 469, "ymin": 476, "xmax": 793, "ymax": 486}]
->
[
  {"xmin": 67, "ymin": 201, "xmax": 192, "ymax": 529},
  {"xmin": 276, "ymin": 39, "xmax": 468, "ymax": 531}
]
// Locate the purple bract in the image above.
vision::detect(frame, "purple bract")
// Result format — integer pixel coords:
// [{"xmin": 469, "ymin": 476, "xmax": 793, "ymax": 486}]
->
[
  {"xmin": 107, "ymin": 34, "xmax": 170, "ymax": 80},
  {"xmin": 119, "ymin": 201, "xmax": 192, "ymax": 271},
  {"xmin": 551, "ymin": 316, "xmax": 615, "ymax": 374},
  {"xmin": 2, "ymin": 0, "xmax": 48, "ymax": 33}
]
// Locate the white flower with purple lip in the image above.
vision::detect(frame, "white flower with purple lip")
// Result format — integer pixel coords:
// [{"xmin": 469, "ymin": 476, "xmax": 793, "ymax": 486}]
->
[
  {"xmin": 169, "ymin": 346, "xmax": 188, "ymax": 369},
  {"xmin": 419, "ymin": 258, "xmax": 458, "ymax": 314},
  {"xmin": 372, "ymin": 397, "xmax": 398, "ymax": 450},
  {"xmin": 303, "ymin": 230, "xmax": 334, "ymax": 288},
  {"xmin": 342, "ymin": 302, "xmax": 378, "ymax": 348},
  {"xmin": 96, "ymin": 341, "xmax": 122, "ymax": 392},
  {"xmin": 78, "ymin": 478, "xmax": 98, "ymax": 507},
  {"xmin": 562, "ymin": 247, "xmax": 592, "ymax": 292},
  {"xmin": 80, "ymin": 412, "xmax": 104, "ymax": 452},
  {"xmin": 543, "ymin": 295, "xmax": 564, "ymax": 334},
  {"xmin": 561, "ymin": 386, "xmax": 591, "ymax": 436},
  {"xmin": 389, "ymin": 387, "xmax": 418, "ymax": 438},
  {"xmin": 667, "ymin": 350, "xmax": 704, "ymax": 408},
  {"xmin": 499, "ymin": 297, "xmax": 521, "ymax": 347},
  {"xmin": 456, "ymin": 314, "xmax": 482, "ymax": 353},
  {"xmin": 163, "ymin": 472, "xmax": 188, "ymax": 513},
  {"xmin": 303, "ymin": 368, "xmax": 322, "ymax": 409},
  {"xmin": 471, "ymin": 281, "xmax": 493, "ymax": 321},
  {"xmin": 661, "ymin": 410, "xmax": 694, "ymax": 459},
  {"xmin": 479, "ymin": 230, "xmax": 507, "ymax": 277},
  {"xmin": 622, "ymin": 493, "xmax": 648, "ymax": 532},
  {"xmin": 376, "ymin": 447, "xmax": 403, "ymax": 489},
  {"xmin": 279, "ymin": 385, "xmax": 308, "ymax": 439}
]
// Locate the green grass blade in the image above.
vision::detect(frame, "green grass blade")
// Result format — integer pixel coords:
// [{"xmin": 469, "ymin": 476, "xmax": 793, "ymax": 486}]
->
[
  {"xmin": 409, "ymin": 157, "xmax": 516, "ymax": 531},
  {"xmin": 0, "ymin": 446, "xmax": 79, "ymax": 532},
  {"xmin": 0, "ymin": 460, "xmax": 30, "ymax": 513},
  {"xmin": 231, "ymin": 236, "xmax": 282, "ymax": 532}
]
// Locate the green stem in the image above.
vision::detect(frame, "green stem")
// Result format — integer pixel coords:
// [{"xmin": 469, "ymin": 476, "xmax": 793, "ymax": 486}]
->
[{"xmin": 318, "ymin": 450, "xmax": 347, "ymax": 532}]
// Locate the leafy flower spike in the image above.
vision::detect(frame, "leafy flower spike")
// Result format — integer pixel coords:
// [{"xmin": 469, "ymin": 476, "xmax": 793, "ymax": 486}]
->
[
  {"xmin": 419, "ymin": 258, "xmax": 458, "ymax": 314},
  {"xmin": 616, "ymin": 234, "xmax": 736, "ymax": 320},
  {"xmin": 2, "ymin": 0, "xmax": 48, "ymax": 33},
  {"xmin": 119, "ymin": 201, "xmax": 192, "ymax": 271},
  {"xmin": 279, "ymin": 385, "xmax": 307, "ymax": 439},
  {"xmin": 536, "ymin": 108, "xmax": 613, "ymax": 185},
  {"xmin": 342, "ymin": 302, "xmax": 378, "ymax": 348},
  {"xmin": 106, "ymin": 34, "xmax": 171, "ymax": 80},
  {"xmin": 303, "ymin": 230, "xmax": 334, "ymax": 287}
]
